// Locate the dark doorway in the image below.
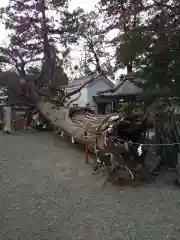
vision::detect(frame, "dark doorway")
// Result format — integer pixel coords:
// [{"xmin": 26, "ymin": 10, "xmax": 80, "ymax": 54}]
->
[{"xmin": 97, "ymin": 103, "xmax": 106, "ymax": 114}]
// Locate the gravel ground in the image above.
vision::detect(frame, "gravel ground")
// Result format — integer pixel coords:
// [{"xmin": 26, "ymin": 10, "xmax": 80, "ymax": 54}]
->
[{"xmin": 0, "ymin": 131, "xmax": 180, "ymax": 240}]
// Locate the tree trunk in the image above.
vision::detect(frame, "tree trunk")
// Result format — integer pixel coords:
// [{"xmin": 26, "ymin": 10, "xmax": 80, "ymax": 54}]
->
[
  {"xmin": 36, "ymin": 99, "xmax": 151, "ymax": 156},
  {"xmin": 37, "ymin": 100, "xmax": 115, "ymax": 150}
]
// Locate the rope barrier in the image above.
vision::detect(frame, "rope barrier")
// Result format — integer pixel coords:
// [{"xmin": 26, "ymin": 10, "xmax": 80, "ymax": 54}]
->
[
  {"xmin": 46, "ymin": 117, "xmax": 180, "ymax": 186},
  {"xmin": 51, "ymin": 120, "xmax": 180, "ymax": 163},
  {"xmin": 53, "ymin": 123, "xmax": 180, "ymax": 148},
  {"xmin": 109, "ymin": 135, "xmax": 180, "ymax": 147}
]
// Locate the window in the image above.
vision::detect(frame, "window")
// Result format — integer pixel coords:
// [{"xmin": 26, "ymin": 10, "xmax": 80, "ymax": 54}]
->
[{"xmin": 73, "ymin": 104, "xmax": 78, "ymax": 108}]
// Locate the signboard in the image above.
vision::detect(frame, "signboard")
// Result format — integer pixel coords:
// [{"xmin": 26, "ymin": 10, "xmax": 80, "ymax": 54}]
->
[
  {"xmin": 12, "ymin": 106, "xmax": 27, "ymax": 131},
  {"xmin": 14, "ymin": 110, "xmax": 26, "ymax": 116}
]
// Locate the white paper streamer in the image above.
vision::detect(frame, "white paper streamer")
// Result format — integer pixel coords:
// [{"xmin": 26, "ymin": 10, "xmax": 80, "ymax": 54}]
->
[
  {"xmin": 71, "ymin": 136, "xmax": 75, "ymax": 144},
  {"xmin": 137, "ymin": 144, "xmax": 143, "ymax": 156},
  {"xmin": 124, "ymin": 142, "xmax": 129, "ymax": 150}
]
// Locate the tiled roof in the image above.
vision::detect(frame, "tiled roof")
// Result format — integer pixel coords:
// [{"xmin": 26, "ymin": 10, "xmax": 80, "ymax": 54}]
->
[
  {"xmin": 99, "ymin": 76, "xmax": 145, "ymax": 96},
  {"xmin": 111, "ymin": 79, "xmax": 142, "ymax": 95},
  {"xmin": 67, "ymin": 74, "xmax": 114, "ymax": 90},
  {"xmin": 68, "ymin": 74, "xmax": 97, "ymax": 87}
]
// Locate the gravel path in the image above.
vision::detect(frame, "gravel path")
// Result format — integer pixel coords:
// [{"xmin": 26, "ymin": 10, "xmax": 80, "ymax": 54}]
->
[{"xmin": 0, "ymin": 131, "xmax": 180, "ymax": 240}]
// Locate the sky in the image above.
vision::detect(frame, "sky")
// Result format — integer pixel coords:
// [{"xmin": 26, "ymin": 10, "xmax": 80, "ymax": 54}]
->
[{"xmin": 0, "ymin": 0, "xmax": 98, "ymax": 44}]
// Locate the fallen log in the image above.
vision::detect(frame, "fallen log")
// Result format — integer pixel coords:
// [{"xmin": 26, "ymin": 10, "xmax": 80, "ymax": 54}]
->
[
  {"xmin": 36, "ymin": 98, "xmax": 154, "ymax": 173},
  {"xmin": 36, "ymin": 100, "xmax": 126, "ymax": 150},
  {"xmin": 9, "ymin": 72, "xmax": 173, "ymax": 185}
]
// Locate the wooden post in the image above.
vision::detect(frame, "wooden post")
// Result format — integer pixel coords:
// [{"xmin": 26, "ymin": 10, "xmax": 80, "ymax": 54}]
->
[
  {"xmin": 53, "ymin": 121, "xmax": 56, "ymax": 146},
  {"xmin": 176, "ymin": 153, "xmax": 180, "ymax": 180},
  {"xmin": 174, "ymin": 152, "xmax": 180, "ymax": 186},
  {"xmin": 12, "ymin": 120, "xmax": 15, "ymax": 132},
  {"xmin": 24, "ymin": 115, "xmax": 28, "ymax": 131},
  {"xmin": 2, "ymin": 119, "xmax": 4, "ymax": 135},
  {"xmin": 84, "ymin": 130, "xmax": 89, "ymax": 164}
]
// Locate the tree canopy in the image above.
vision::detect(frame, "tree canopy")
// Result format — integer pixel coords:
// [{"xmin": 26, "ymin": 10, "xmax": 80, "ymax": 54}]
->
[{"xmin": 0, "ymin": 0, "xmax": 180, "ymax": 100}]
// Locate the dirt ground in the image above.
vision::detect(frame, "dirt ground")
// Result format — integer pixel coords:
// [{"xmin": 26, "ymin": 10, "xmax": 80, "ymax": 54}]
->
[{"xmin": 0, "ymin": 130, "xmax": 180, "ymax": 240}]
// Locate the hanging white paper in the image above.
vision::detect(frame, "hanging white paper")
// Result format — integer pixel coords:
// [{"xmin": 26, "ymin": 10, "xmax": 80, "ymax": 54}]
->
[
  {"xmin": 137, "ymin": 144, "xmax": 143, "ymax": 156},
  {"xmin": 125, "ymin": 142, "xmax": 129, "ymax": 150},
  {"xmin": 71, "ymin": 136, "xmax": 75, "ymax": 143}
]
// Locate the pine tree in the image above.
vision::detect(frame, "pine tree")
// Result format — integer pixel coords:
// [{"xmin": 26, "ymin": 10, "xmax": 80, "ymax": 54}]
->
[{"xmin": 0, "ymin": 0, "xmax": 79, "ymax": 87}]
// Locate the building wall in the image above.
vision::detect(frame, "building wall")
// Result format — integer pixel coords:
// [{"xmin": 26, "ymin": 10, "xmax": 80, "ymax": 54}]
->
[
  {"xmin": 87, "ymin": 79, "xmax": 113, "ymax": 109},
  {"xmin": 67, "ymin": 78, "xmax": 113, "ymax": 109},
  {"xmin": 68, "ymin": 87, "xmax": 87, "ymax": 107}
]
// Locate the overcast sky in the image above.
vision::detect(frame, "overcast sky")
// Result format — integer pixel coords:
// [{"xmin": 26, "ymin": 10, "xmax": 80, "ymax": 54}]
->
[{"xmin": 0, "ymin": 0, "xmax": 98, "ymax": 44}]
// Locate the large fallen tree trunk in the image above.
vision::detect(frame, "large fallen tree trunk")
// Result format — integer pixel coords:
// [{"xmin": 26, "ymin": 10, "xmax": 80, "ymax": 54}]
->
[
  {"xmin": 37, "ymin": 100, "xmax": 124, "ymax": 150},
  {"xmin": 36, "ymin": 98, "xmax": 160, "ymax": 186},
  {"xmin": 36, "ymin": 97, "xmax": 180, "ymax": 181},
  {"xmin": 35, "ymin": 97, "xmax": 156, "ymax": 173}
]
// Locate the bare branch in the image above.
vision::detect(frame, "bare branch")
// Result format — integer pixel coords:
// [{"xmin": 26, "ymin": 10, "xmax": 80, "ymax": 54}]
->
[
  {"xmin": 66, "ymin": 91, "xmax": 81, "ymax": 106},
  {"xmin": 66, "ymin": 75, "xmax": 99, "ymax": 98}
]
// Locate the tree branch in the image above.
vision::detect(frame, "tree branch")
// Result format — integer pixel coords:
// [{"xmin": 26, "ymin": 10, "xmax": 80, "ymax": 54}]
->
[{"xmin": 66, "ymin": 75, "xmax": 99, "ymax": 98}]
